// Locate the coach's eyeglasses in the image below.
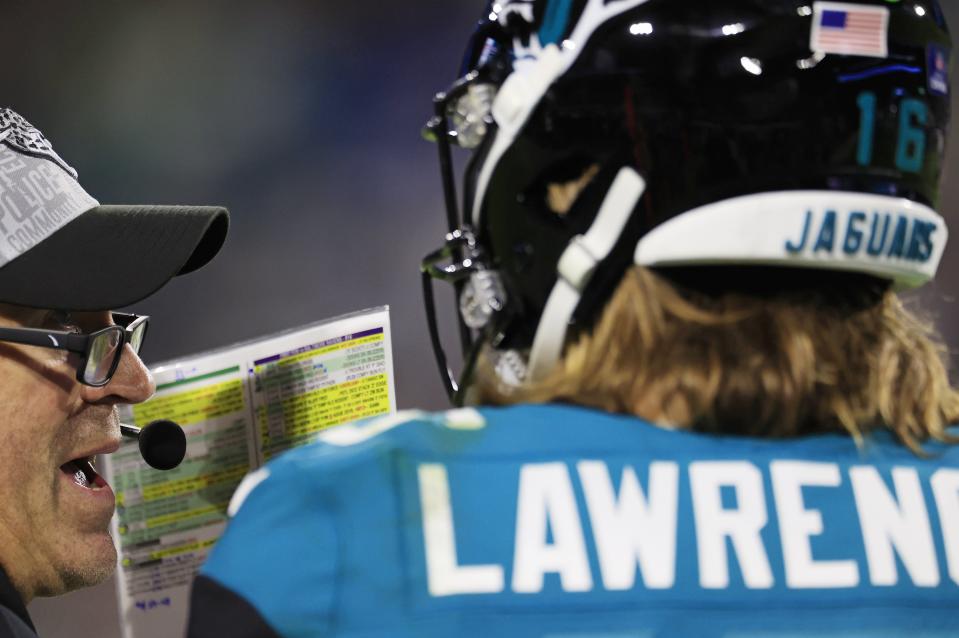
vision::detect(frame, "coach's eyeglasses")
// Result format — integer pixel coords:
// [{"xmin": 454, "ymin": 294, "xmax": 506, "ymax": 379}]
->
[{"xmin": 0, "ymin": 313, "xmax": 149, "ymax": 387}]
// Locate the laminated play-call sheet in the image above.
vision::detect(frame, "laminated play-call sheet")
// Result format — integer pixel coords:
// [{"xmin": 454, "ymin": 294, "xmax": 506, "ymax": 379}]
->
[{"xmin": 104, "ymin": 307, "xmax": 396, "ymax": 638}]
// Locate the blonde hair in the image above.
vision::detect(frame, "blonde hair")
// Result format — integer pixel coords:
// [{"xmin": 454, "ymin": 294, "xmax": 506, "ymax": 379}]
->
[{"xmin": 479, "ymin": 266, "xmax": 959, "ymax": 451}]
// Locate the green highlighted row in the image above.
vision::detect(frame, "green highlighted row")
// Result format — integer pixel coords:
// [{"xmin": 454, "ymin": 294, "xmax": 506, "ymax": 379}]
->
[{"xmin": 156, "ymin": 365, "xmax": 241, "ymax": 391}]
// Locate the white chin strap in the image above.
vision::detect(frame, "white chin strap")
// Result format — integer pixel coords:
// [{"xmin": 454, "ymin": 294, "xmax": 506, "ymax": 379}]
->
[{"xmin": 527, "ymin": 167, "xmax": 646, "ymax": 381}]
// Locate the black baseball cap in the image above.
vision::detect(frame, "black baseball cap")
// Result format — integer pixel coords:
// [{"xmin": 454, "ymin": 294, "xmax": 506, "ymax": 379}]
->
[{"xmin": 0, "ymin": 108, "xmax": 229, "ymax": 311}]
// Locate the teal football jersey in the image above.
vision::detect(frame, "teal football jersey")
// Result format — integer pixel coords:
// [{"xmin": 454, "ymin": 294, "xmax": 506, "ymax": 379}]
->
[{"xmin": 189, "ymin": 404, "xmax": 959, "ymax": 637}]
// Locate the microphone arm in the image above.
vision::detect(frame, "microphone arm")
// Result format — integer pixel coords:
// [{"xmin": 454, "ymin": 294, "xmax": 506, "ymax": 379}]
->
[
  {"xmin": 119, "ymin": 423, "xmax": 143, "ymax": 439},
  {"xmin": 120, "ymin": 419, "xmax": 188, "ymax": 471}
]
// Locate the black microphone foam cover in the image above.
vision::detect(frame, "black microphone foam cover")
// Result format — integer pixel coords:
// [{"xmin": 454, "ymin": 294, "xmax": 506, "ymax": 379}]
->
[{"xmin": 139, "ymin": 420, "xmax": 187, "ymax": 470}]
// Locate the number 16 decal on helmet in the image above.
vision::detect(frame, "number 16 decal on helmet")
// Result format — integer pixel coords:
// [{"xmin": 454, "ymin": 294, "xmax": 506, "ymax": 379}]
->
[{"xmin": 421, "ymin": 0, "xmax": 951, "ymax": 405}]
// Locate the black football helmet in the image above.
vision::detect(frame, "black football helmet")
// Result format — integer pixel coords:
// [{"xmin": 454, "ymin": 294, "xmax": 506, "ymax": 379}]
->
[{"xmin": 422, "ymin": 0, "xmax": 952, "ymax": 405}]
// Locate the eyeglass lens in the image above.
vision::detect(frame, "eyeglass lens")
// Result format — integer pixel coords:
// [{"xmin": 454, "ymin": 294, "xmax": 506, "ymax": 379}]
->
[
  {"xmin": 83, "ymin": 328, "xmax": 122, "ymax": 385},
  {"xmin": 83, "ymin": 321, "xmax": 148, "ymax": 385}
]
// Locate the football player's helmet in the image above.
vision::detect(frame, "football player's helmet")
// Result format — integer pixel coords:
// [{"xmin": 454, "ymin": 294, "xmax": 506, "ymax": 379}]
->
[{"xmin": 421, "ymin": 0, "xmax": 952, "ymax": 405}]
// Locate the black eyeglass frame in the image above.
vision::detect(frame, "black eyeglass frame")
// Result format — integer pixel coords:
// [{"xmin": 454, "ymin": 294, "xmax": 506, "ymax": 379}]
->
[{"xmin": 0, "ymin": 312, "xmax": 149, "ymax": 387}]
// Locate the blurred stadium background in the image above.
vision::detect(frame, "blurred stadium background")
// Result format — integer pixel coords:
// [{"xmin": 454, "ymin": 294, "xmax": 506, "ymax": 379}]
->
[{"xmin": 2, "ymin": 1, "xmax": 956, "ymax": 636}]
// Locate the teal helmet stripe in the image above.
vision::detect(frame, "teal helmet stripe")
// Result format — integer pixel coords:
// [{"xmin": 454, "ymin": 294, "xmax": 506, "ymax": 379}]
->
[{"xmin": 539, "ymin": 0, "xmax": 574, "ymax": 45}]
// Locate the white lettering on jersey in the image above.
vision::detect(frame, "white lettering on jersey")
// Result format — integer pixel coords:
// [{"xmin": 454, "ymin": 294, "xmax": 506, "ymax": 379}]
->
[
  {"xmin": 930, "ymin": 468, "xmax": 959, "ymax": 585},
  {"xmin": 418, "ymin": 459, "xmax": 956, "ymax": 598},
  {"xmin": 512, "ymin": 463, "xmax": 593, "ymax": 593},
  {"xmin": 418, "ymin": 463, "xmax": 505, "ymax": 596},
  {"xmin": 851, "ymin": 466, "xmax": 939, "ymax": 587},
  {"xmin": 578, "ymin": 461, "xmax": 679, "ymax": 590},
  {"xmin": 690, "ymin": 461, "xmax": 774, "ymax": 589},
  {"xmin": 770, "ymin": 461, "xmax": 859, "ymax": 588}
]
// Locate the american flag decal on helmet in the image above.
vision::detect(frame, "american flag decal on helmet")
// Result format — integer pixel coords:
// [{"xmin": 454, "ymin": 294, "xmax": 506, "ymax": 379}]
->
[
  {"xmin": 0, "ymin": 108, "xmax": 78, "ymax": 179},
  {"xmin": 810, "ymin": 2, "xmax": 889, "ymax": 59}
]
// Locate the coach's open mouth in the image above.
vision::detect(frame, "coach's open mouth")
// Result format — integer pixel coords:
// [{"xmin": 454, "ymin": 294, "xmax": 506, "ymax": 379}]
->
[{"xmin": 60, "ymin": 457, "xmax": 107, "ymax": 489}]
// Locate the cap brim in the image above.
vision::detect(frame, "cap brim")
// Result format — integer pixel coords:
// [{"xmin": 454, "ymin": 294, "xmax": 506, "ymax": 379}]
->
[{"xmin": 0, "ymin": 205, "xmax": 229, "ymax": 310}]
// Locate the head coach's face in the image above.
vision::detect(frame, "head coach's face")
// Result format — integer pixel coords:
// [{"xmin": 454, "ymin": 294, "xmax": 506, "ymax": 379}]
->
[
  {"xmin": 0, "ymin": 305, "xmax": 154, "ymax": 596},
  {"xmin": 0, "ymin": 108, "xmax": 228, "ymax": 601}
]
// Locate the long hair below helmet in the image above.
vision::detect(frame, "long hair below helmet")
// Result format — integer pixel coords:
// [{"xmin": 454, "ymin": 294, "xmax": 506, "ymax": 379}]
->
[{"xmin": 476, "ymin": 265, "xmax": 959, "ymax": 451}]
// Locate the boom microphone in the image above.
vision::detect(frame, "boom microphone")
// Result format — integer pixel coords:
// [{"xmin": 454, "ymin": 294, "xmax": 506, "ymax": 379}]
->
[{"xmin": 120, "ymin": 419, "xmax": 187, "ymax": 471}]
